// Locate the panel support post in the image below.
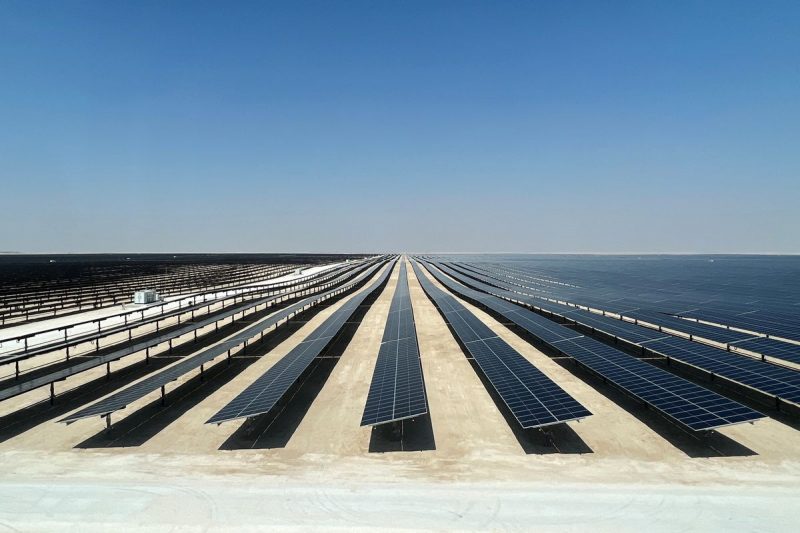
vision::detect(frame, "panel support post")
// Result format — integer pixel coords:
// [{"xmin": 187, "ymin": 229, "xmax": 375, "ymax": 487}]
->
[
  {"xmin": 145, "ymin": 347, "xmax": 150, "ymax": 364},
  {"xmin": 106, "ymin": 362, "xmax": 111, "ymax": 379},
  {"xmin": 161, "ymin": 385, "xmax": 166, "ymax": 406},
  {"xmin": 200, "ymin": 364, "xmax": 204, "ymax": 381},
  {"xmin": 227, "ymin": 350, "xmax": 231, "ymax": 364},
  {"xmin": 49, "ymin": 382, "xmax": 55, "ymax": 405},
  {"xmin": 15, "ymin": 361, "xmax": 19, "ymax": 380},
  {"xmin": 105, "ymin": 414, "xmax": 112, "ymax": 432}
]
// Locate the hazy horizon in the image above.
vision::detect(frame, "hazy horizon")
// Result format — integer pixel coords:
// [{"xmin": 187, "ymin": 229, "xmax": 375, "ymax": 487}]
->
[{"xmin": 2, "ymin": 2, "xmax": 798, "ymax": 254}]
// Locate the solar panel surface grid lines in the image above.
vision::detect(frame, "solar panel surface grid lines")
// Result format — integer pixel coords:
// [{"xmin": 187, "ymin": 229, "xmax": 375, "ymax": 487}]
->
[
  {"xmin": 439, "ymin": 263, "xmax": 571, "ymax": 314},
  {"xmin": 361, "ymin": 262, "xmax": 428, "ymax": 426},
  {"xmin": 643, "ymin": 337, "xmax": 800, "ymax": 405},
  {"xmin": 463, "ymin": 260, "xmax": 800, "ymax": 343},
  {"xmin": 423, "ymin": 261, "xmax": 764, "ymax": 431},
  {"xmin": 361, "ymin": 336, "xmax": 427, "ymax": 426},
  {"xmin": 206, "ymin": 260, "xmax": 395, "ymax": 424},
  {"xmin": 446, "ymin": 262, "xmax": 800, "ymax": 409},
  {"xmin": 559, "ymin": 337, "xmax": 763, "ymax": 430},
  {"xmin": 59, "ymin": 261, "xmax": 389, "ymax": 422},
  {"xmin": 450, "ymin": 263, "xmax": 800, "ymax": 370},
  {"xmin": 625, "ymin": 310, "xmax": 755, "ymax": 344},
  {"xmin": 429, "ymin": 263, "xmax": 588, "ymax": 345},
  {"xmin": 731, "ymin": 337, "xmax": 800, "ymax": 364},
  {"xmin": 433, "ymin": 263, "xmax": 663, "ymax": 348},
  {"xmin": 442, "ymin": 262, "xmax": 800, "ymax": 367},
  {"xmin": 503, "ymin": 282, "xmax": 800, "ymax": 406},
  {"xmin": 411, "ymin": 260, "xmax": 591, "ymax": 428},
  {"xmin": 680, "ymin": 311, "xmax": 800, "ymax": 343}
]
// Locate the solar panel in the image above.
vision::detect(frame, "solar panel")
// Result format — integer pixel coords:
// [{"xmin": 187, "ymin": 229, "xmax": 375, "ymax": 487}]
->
[
  {"xmin": 434, "ymin": 263, "xmax": 660, "ymax": 344},
  {"xmin": 59, "ymin": 260, "xmax": 388, "ymax": 423},
  {"xmin": 642, "ymin": 336, "xmax": 800, "ymax": 405},
  {"xmin": 422, "ymin": 260, "xmax": 764, "ymax": 431},
  {"xmin": 361, "ymin": 261, "xmax": 428, "ymax": 426},
  {"xmin": 567, "ymin": 310, "xmax": 669, "ymax": 344},
  {"xmin": 462, "ymin": 260, "xmax": 800, "ymax": 406},
  {"xmin": 206, "ymin": 260, "xmax": 396, "ymax": 425},
  {"xmin": 626, "ymin": 310, "xmax": 755, "ymax": 344},
  {"xmin": 444, "ymin": 263, "xmax": 800, "ymax": 369},
  {"xmin": 2, "ymin": 259, "xmax": 383, "ymax": 404},
  {"xmin": 556, "ymin": 337, "xmax": 763, "ymax": 430},
  {"xmin": 677, "ymin": 310, "xmax": 800, "ymax": 343},
  {"xmin": 729, "ymin": 337, "xmax": 800, "ymax": 365},
  {"xmin": 411, "ymin": 260, "xmax": 591, "ymax": 429}
]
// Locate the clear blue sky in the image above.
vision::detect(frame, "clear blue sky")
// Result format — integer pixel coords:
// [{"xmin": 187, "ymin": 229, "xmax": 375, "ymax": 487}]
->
[{"xmin": 1, "ymin": 1, "xmax": 798, "ymax": 253}]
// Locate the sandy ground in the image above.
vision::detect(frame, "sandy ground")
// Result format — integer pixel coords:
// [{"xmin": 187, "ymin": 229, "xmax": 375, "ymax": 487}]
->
[{"xmin": 0, "ymin": 259, "xmax": 799, "ymax": 530}]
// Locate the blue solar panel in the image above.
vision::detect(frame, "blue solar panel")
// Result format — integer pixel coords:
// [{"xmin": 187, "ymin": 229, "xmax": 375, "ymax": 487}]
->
[
  {"xmin": 445, "ymin": 263, "xmax": 800, "ymax": 369},
  {"xmin": 625, "ymin": 310, "xmax": 755, "ymax": 344},
  {"xmin": 677, "ymin": 310, "xmax": 800, "ymax": 343},
  {"xmin": 361, "ymin": 261, "xmax": 428, "ymax": 426},
  {"xmin": 558, "ymin": 337, "xmax": 763, "ymax": 430},
  {"xmin": 424, "ymin": 261, "xmax": 764, "ymax": 431},
  {"xmin": 642, "ymin": 336, "xmax": 800, "ymax": 405},
  {"xmin": 729, "ymin": 337, "xmax": 800, "ymax": 365}
]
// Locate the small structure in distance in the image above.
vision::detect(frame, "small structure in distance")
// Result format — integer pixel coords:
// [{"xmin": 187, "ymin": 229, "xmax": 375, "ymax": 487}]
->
[{"xmin": 132, "ymin": 289, "xmax": 161, "ymax": 304}]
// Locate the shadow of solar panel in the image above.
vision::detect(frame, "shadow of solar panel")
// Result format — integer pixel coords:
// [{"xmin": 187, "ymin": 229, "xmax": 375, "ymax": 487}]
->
[
  {"xmin": 206, "ymin": 260, "xmax": 396, "ymax": 424},
  {"xmin": 362, "ymin": 262, "xmax": 428, "ymax": 426}
]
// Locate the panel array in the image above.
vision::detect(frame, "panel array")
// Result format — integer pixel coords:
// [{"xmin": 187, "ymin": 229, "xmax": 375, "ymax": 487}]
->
[
  {"xmin": 206, "ymin": 260, "xmax": 396, "ymax": 424},
  {"xmin": 425, "ymin": 261, "xmax": 764, "ymax": 430},
  {"xmin": 60, "ymin": 260, "xmax": 388, "ymax": 422},
  {"xmin": 446, "ymin": 262, "xmax": 800, "ymax": 406}
]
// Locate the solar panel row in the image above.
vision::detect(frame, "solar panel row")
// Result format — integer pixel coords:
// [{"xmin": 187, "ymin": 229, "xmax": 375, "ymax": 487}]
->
[
  {"xmin": 60, "ymin": 260, "xmax": 389, "ymax": 423},
  {"xmin": 462, "ymin": 261, "xmax": 800, "ymax": 354},
  {"xmin": 411, "ymin": 260, "xmax": 591, "ymax": 429},
  {"xmin": 448, "ymin": 262, "xmax": 800, "ymax": 408},
  {"xmin": 426, "ymin": 261, "xmax": 764, "ymax": 431},
  {"xmin": 0, "ymin": 261, "xmax": 364, "ymax": 366},
  {"xmin": 206, "ymin": 260, "xmax": 397, "ymax": 424},
  {"xmin": 676, "ymin": 309, "xmax": 800, "ymax": 344},
  {"xmin": 361, "ymin": 260, "xmax": 428, "ymax": 426},
  {"xmin": 2, "ymin": 259, "xmax": 381, "ymax": 403},
  {"xmin": 450, "ymin": 261, "xmax": 800, "ymax": 366}
]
